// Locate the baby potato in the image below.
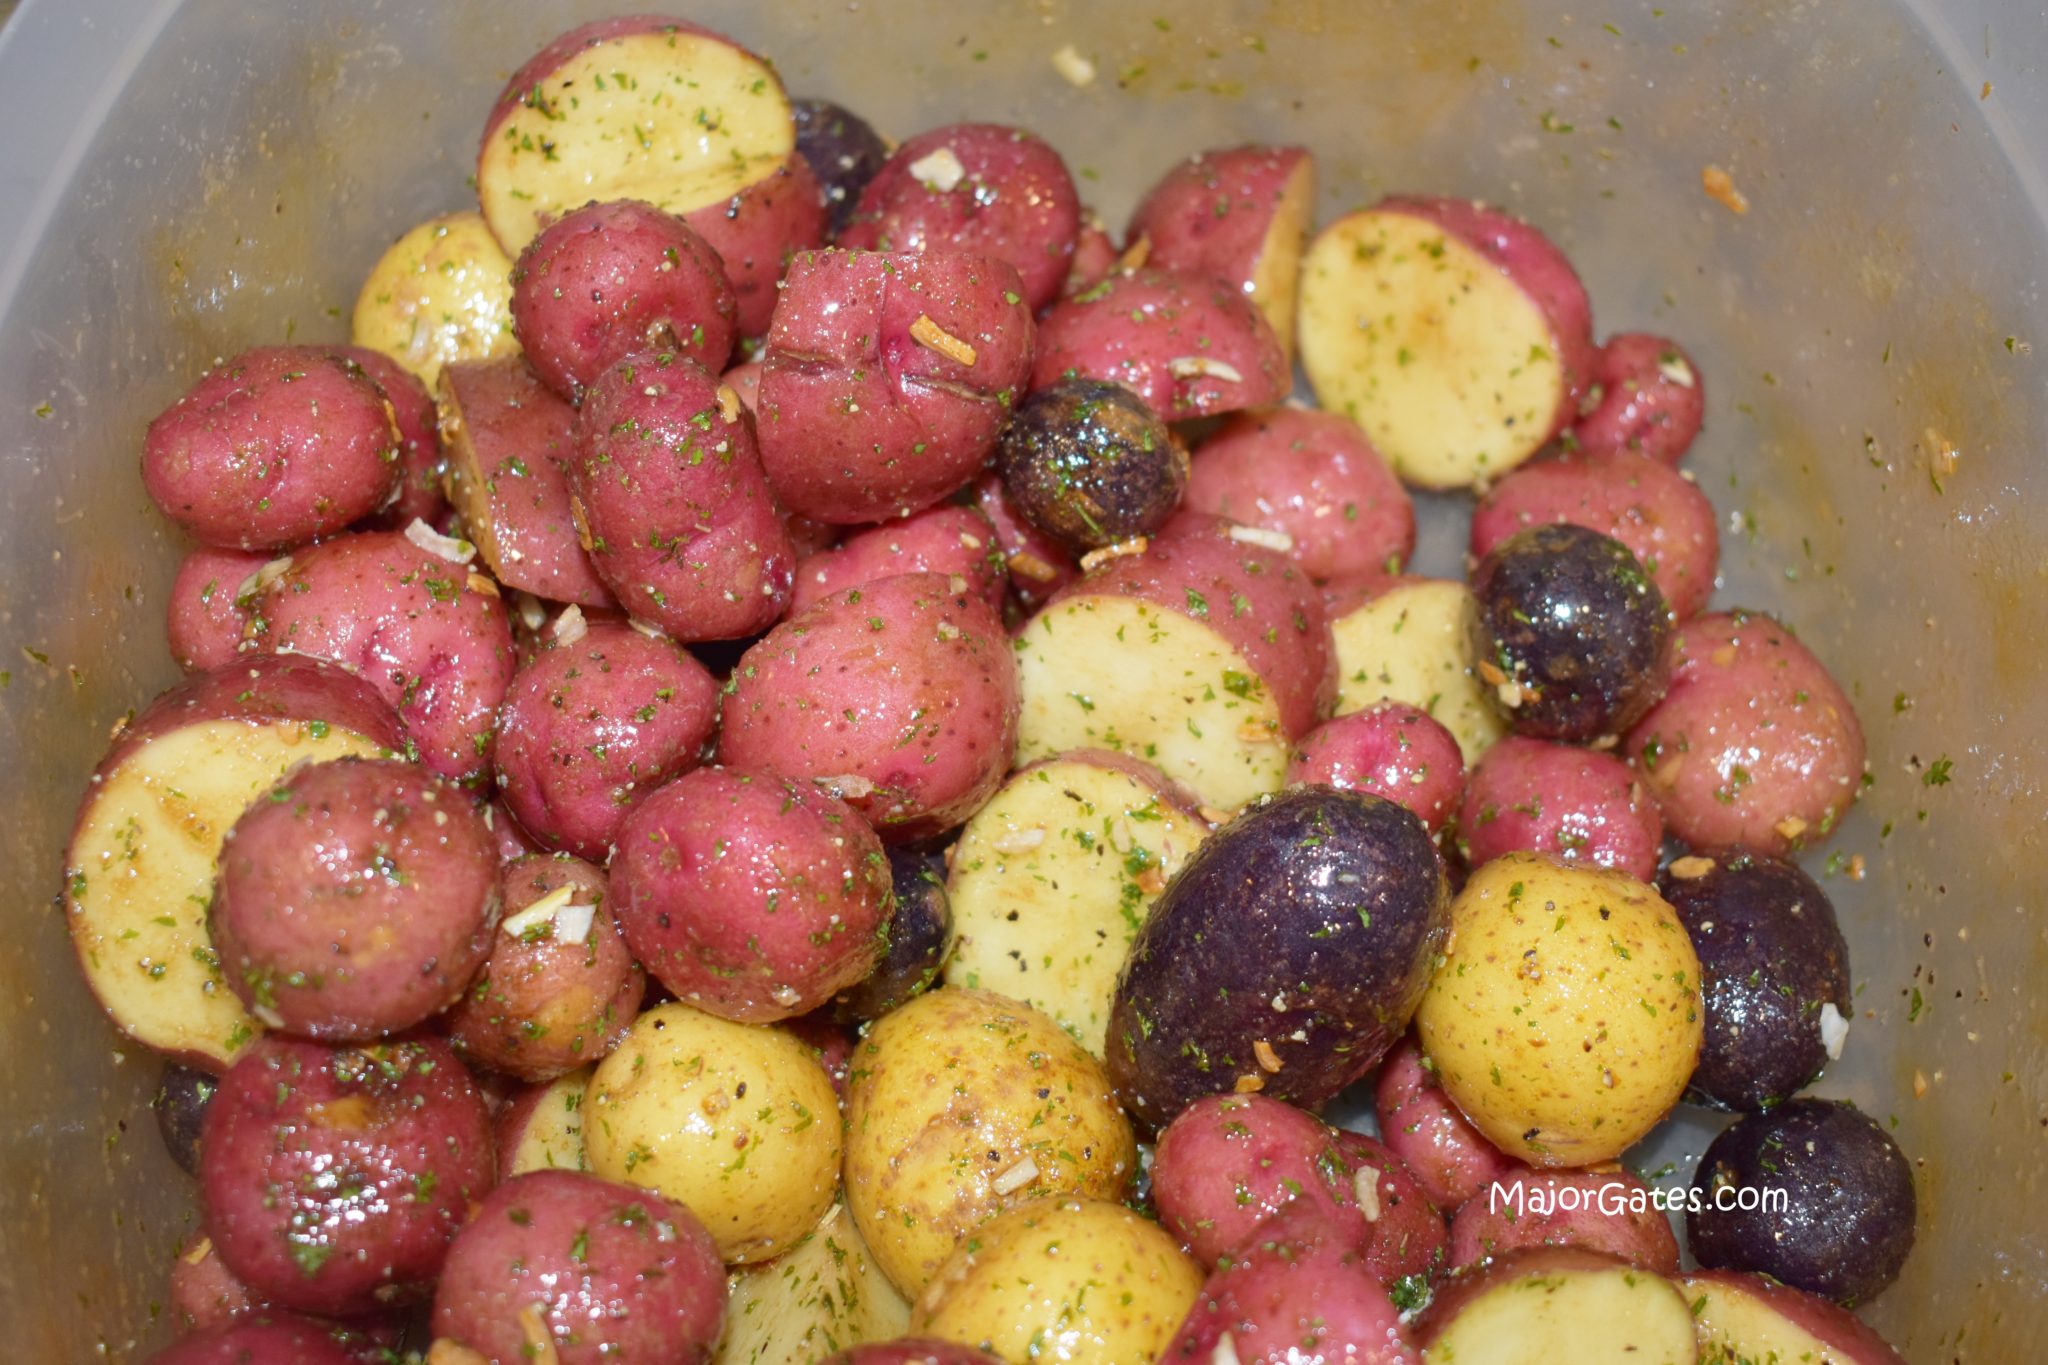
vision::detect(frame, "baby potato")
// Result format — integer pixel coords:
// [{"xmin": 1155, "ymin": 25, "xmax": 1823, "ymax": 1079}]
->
[
  {"xmin": 585, "ymin": 1002, "xmax": 840, "ymax": 1264},
  {"xmin": 1414, "ymin": 852, "xmax": 1701, "ymax": 1168},
  {"xmin": 911, "ymin": 1197, "xmax": 1202, "ymax": 1365},
  {"xmin": 844, "ymin": 988, "xmax": 1137, "ymax": 1299}
]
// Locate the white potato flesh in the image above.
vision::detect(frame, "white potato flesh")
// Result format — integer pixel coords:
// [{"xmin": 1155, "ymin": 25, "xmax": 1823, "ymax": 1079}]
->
[
  {"xmin": 501, "ymin": 1067, "xmax": 591, "ymax": 1177},
  {"xmin": 350, "ymin": 211, "xmax": 519, "ymax": 385},
  {"xmin": 1330, "ymin": 579, "xmax": 1505, "ymax": 764},
  {"xmin": 1249, "ymin": 154, "xmax": 1316, "ymax": 361},
  {"xmin": 1679, "ymin": 1274, "xmax": 1876, "ymax": 1365},
  {"xmin": 477, "ymin": 29, "xmax": 794, "ymax": 254},
  {"xmin": 716, "ymin": 1203, "xmax": 910, "ymax": 1365},
  {"xmin": 1300, "ymin": 208, "xmax": 1563, "ymax": 489},
  {"xmin": 1425, "ymin": 1263, "xmax": 1699, "ymax": 1365},
  {"xmin": 944, "ymin": 757, "xmax": 1209, "ymax": 1056},
  {"xmin": 65, "ymin": 718, "xmax": 389, "ymax": 1069},
  {"xmin": 1015, "ymin": 595, "xmax": 1288, "ymax": 813}
]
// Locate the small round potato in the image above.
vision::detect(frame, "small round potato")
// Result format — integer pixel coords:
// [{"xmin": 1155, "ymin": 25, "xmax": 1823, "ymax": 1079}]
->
[
  {"xmin": 1414, "ymin": 852, "xmax": 1702, "ymax": 1167},
  {"xmin": 844, "ymin": 988, "xmax": 1138, "ymax": 1299},
  {"xmin": 912, "ymin": 1196, "xmax": 1203, "ymax": 1365},
  {"xmin": 584, "ymin": 1002, "xmax": 841, "ymax": 1264}
]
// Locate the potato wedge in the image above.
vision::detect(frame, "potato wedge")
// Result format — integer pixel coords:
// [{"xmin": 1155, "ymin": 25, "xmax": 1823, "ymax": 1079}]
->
[
  {"xmin": 1328, "ymin": 576, "xmax": 1506, "ymax": 765},
  {"xmin": 350, "ymin": 210, "xmax": 518, "ymax": 386},
  {"xmin": 717, "ymin": 1203, "xmax": 911, "ymax": 1365}
]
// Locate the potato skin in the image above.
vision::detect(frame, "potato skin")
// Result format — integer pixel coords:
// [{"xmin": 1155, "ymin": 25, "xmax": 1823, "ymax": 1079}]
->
[
  {"xmin": 154, "ymin": 1062, "xmax": 218, "ymax": 1177},
  {"xmin": 431, "ymin": 1170, "xmax": 726, "ymax": 1365},
  {"xmin": 610, "ymin": 766, "xmax": 891, "ymax": 1022},
  {"xmin": 493, "ymin": 620, "xmax": 720, "ymax": 860},
  {"xmin": 166, "ymin": 547, "xmax": 267, "ymax": 671},
  {"xmin": 146, "ymin": 1318, "xmax": 362, "ymax": 1365},
  {"xmin": 1106, "ymin": 787, "xmax": 1450, "ymax": 1132},
  {"xmin": 330, "ymin": 345, "xmax": 446, "ymax": 530},
  {"xmin": 790, "ymin": 504, "xmax": 1008, "ymax": 615},
  {"xmin": 973, "ymin": 470, "xmax": 1076, "ymax": 610},
  {"xmin": 719, "ymin": 572, "xmax": 1020, "ymax": 842},
  {"xmin": 683, "ymin": 155, "xmax": 828, "ymax": 337},
  {"xmin": 1446, "ymin": 1167, "xmax": 1680, "ymax": 1273},
  {"xmin": 1457, "ymin": 735, "xmax": 1663, "ymax": 881},
  {"xmin": 142, "ymin": 346, "xmax": 401, "ymax": 550},
  {"xmin": 1572, "ymin": 333, "xmax": 1705, "ymax": 466},
  {"xmin": 995, "ymin": 379, "xmax": 1188, "ymax": 555},
  {"xmin": 1288, "ymin": 702, "xmax": 1465, "ymax": 835},
  {"xmin": 843, "ymin": 988, "xmax": 1137, "ymax": 1298},
  {"xmin": 1625, "ymin": 610, "xmax": 1866, "ymax": 856},
  {"xmin": 1371, "ymin": 1034, "xmax": 1515, "ymax": 1210},
  {"xmin": 210, "ymin": 757, "xmax": 498, "ymax": 1041},
  {"xmin": 791, "ymin": 97, "xmax": 889, "ymax": 233},
  {"xmin": 1414, "ymin": 853, "xmax": 1702, "ymax": 1167},
  {"xmin": 166, "ymin": 1229, "xmax": 260, "ymax": 1335}
]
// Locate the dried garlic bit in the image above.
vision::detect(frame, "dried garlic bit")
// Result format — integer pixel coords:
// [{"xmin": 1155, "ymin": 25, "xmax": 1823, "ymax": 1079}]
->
[
  {"xmin": 910, "ymin": 314, "xmax": 978, "ymax": 367},
  {"xmin": 1226, "ymin": 524, "xmax": 1295, "ymax": 553},
  {"xmin": 1353, "ymin": 1166, "xmax": 1383, "ymax": 1222},
  {"xmin": 516, "ymin": 1303, "xmax": 562, "ymax": 1365},
  {"xmin": 1923, "ymin": 426, "xmax": 1960, "ymax": 484},
  {"xmin": 1774, "ymin": 815, "xmax": 1809, "ymax": 843},
  {"xmin": 628, "ymin": 617, "xmax": 669, "ymax": 640},
  {"xmin": 1078, "ymin": 536, "xmax": 1149, "ymax": 571},
  {"xmin": 235, "ymin": 555, "xmax": 294, "ymax": 603},
  {"xmin": 568, "ymin": 496, "xmax": 596, "ymax": 553},
  {"xmin": 1236, "ymin": 718, "xmax": 1282, "ymax": 745},
  {"xmin": 1848, "ymin": 853, "xmax": 1867, "ymax": 881},
  {"xmin": 990, "ymin": 1154, "xmax": 1041, "ymax": 1195},
  {"xmin": 1658, "ymin": 353, "xmax": 1698, "ymax": 388},
  {"xmin": 1667, "ymin": 855, "xmax": 1717, "ymax": 881},
  {"xmin": 1211, "ymin": 1332, "xmax": 1244, "ymax": 1365},
  {"xmin": 1818, "ymin": 1001, "xmax": 1850, "ymax": 1061},
  {"xmin": 814, "ymin": 772, "xmax": 877, "ymax": 800},
  {"xmin": 1135, "ymin": 864, "xmax": 1167, "ymax": 895},
  {"xmin": 428, "ymin": 1339, "xmax": 493, "ymax": 1365},
  {"xmin": 716, "ymin": 383, "xmax": 742, "ymax": 423},
  {"xmin": 512, "ymin": 591, "xmax": 548, "ymax": 633},
  {"xmin": 1701, "ymin": 165, "xmax": 1750, "ymax": 214},
  {"xmin": 1008, "ymin": 550, "xmax": 1062, "ymax": 583},
  {"xmin": 180, "ymin": 1236, "xmax": 215, "ymax": 1266},
  {"xmin": 1051, "ymin": 44, "xmax": 1097, "ymax": 87},
  {"xmin": 550, "ymin": 604, "xmax": 588, "ymax": 644},
  {"xmin": 1167, "ymin": 355, "xmax": 1245, "ymax": 384},
  {"xmin": 1232, "ymin": 1073, "xmax": 1265, "ymax": 1094},
  {"xmin": 406, "ymin": 517, "xmax": 478, "ymax": 565},
  {"xmin": 908, "ymin": 146, "xmax": 967, "ymax": 192},
  {"xmin": 1912, "ymin": 1069, "xmax": 1929, "ymax": 1099},
  {"xmin": 1252, "ymin": 1038, "xmax": 1283, "ymax": 1073},
  {"xmin": 465, "ymin": 570, "xmax": 500, "ymax": 598},
  {"xmin": 1116, "ymin": 232, "xmax": 1153, "ymax": 274},
  {"xmin": 1198, "ymin": 806, "xmax": 1232, "ymax": 827},
  {"xmin": 992, "ymin": 826, "xmax": 1048, "ymax": 855}
]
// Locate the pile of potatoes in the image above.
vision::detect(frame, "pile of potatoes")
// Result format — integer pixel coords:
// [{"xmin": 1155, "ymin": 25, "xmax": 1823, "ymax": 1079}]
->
[{"xmin": 71, "ymin": 14, "xmax": 1917, "ymax": 1365}]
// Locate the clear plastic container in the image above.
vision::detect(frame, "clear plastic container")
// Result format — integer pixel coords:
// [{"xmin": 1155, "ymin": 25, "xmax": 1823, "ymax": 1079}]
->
[{"xmin": 0, "ymin": 1, "xmax": 2040, "ymax": 1358}]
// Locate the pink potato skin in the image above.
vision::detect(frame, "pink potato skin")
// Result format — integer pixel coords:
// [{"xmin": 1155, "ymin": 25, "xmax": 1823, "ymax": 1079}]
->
[
  {"xmin": 757, "ymin": 248, "xmax": 1035, "ymax": 524},
  {"xmin": 510, "ymin": 200, "xmax": 736, "ymax": 399},
  {"xmin": 247, "ymin": 529, "xmax": 515, "ymax": 781},
  {"xmin": 1187, "ymin": 407, "xmax": 1415, "ymax": 580},
  {"xmin": 168, "ymin": 1230, "xmax": 262, "ymax": 1335},
  {"xmin": 431, "ymin": 1171, "xmax": 726, "ymax": 1365},
  {"xmin": 1679, "ymin": 1270, "xmax": 1911, "ymax": 1365},
  {"xmin": 1471, "ymin": 450, "xmax": 1719, "ymax": 621},
  {"xmin": 493, "ymin": 620, "xmax": 721, "ymax": 860},
  {"xmin": 1376, "ymin": 196, "xmax": 1599, "ymax": 442},
  {"xmin": 570, "ymin": 350, "xmax": 795, "ymax": 639},
  {"xmin": 1126, "ymin": 144, "xmax": 1309, "ymax": 320},
  {"xmin": 1331, "ymin": 1130, "xmax": 1452, "ymax": 1288},
  {"xmin": 685, "ymin": 156, "xmax": 830, "ymax": 338},
  {"xmin": 821, "ymin": 1344, "xmax": 1008, "ymax": 1365},
  {"xmin": 146, "ymin": 1318, "xmax": 362, "ymax": 1365},
  {"xmin": 1446, "ymin": 1167, "xmax": 1680, "ymax": 1274},
  {"xmin": 973, "ymin": 470, "xmax": 1075, "ymax": 610},
  {"xmin": 1624, "ymin": 610, "xmax": 1865, "ymax": 856},
  {"xmin": 1372, "ymin": 1034, "xmax": 1517, "ymax": 1211},
  {"xmin": 1030, "ymin": 267, "xmax": 1289, "ymax": 420},
  {"xmin": 1288, "ymin": 702, "xmax": 1466, "ymax": 835},
  {"xmin": 439, "ymin": 357, "xmax": 615, "ymax": 608},
  {"xmin": 167, "ymin": 548, "xmax": 269, "ymax": 671},
  {"xmin": 839, "ymin": 122, "xmax": 1081, "ymax": 311},
  {"xmin": 1573, "ymin": 333, "xmax": 1706, "ymax": 467},
  {"xmin": 331, "ymin": 346, "xmax": 447, "ymax": 530},
  {"xmin": 719, "ymin": 572, "xmax": 1020, "ymax": 842},
  {"xmin": 198, "ymin": 1037, "xmax": 495, "ymax": 1317},
  {"xmin": 1456, "ymin": 735, "xmax": 1663, "ymax": 881},
  {"xmin": 142, "ymin": 346, "xmax": 402, "ymax": 551},
  {"xmin": 610, "ymin": 766, "xmax": 892, "ymax": 1022},
  {"xmin": 789, "ymin": 504, "xmax": 1007, "ymax": 614},
  {"xmin": 723, "ymin": 359, "xmax": 765, "ymax": 413},
  {"xmin": 1064, "ymin": 215, "xmax": 1119, "ymax": 296}
]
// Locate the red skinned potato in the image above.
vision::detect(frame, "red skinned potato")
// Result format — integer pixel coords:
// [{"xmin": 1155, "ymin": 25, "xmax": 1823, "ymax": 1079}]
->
[
  {"xmin": 972, "ymin": 470, "xmax": 1076, "ymax": 610},
  {"xmin": 1625, "ymin": 610, "xmax": 1865, "ymax": 855},
  {"xmin": 1187, "ymin": 406, "xmax": 1415, "ymax": 580},
  {"xmin": 509, "ymin": 199, "xmax": 737, "ymax": 400},
  {"xmin": 570, "ymin": 349, "xmax": 795, "ymax": 639},
  {"xmin": 757, "ymin": 247, "xmax": 1035, "ymax": 523},
  {"xmin": 245, "ymin": 528, "xmax": 515, "ymax": 781},
  {"xmin": 610, "ymin": 766, "xmax": 892, "ymax": 1022},
  {"xmin": 199, "ymin": 1037, "xmax": 494, "ymax": 1317},
  {"xmin": 1127, "ymin": 144, "xmax": 1315, "ymax": 359},
  {"xmin": 477, "ymin": 17, "xmax": 795, "ymax": 255},
  {"xmin": 1447, "ymin": 1167, "xmax": 1680, "ymax": 1274},
  {"xmin": 168, "ymin": 1231, "xmax": 261, "ymax": 1335},
  {"xmin": 1031, "ymin": 267, "xmax": 1288, "ymax": 420},
  {"xmin": 1457, "ymin": 735, "xmax": 1664, "ymax": 881},
  {"xmin": 331, "ymin": 345, "xmax": 447, "ymax": 529},
  {"xmin": 1680, "ymin": 1269, "xmax": 1911, "ymax": 1365},
  {"xmin": 493, "ymin": 619, "xmax": 720, "ymax": 860},
  {"xmin": 723, "ymin": 358, "xmax": 764, "ymax": 413},
  {"xmin": 1573, "ymin": 333, "xmax": 1706, "ymax": 466},
  {"xmin": 1372, "ymin": 1034, "xmax": 1517, "ymax": 1211},
  {"xmin": 790, "ymin": 504, "xmax": 1007, "ymax": 614},
  {"xmin": 684, "ymin": 155, "xmax": 829, "ymax": 337},
  {"xmin": 146, "ymin": 1317, "xmax": 362, "ymax": 1365},
  {"xmin": 431, "ymin": 1170, "xmax": 726, "ymax": 1365},
  {"xmin": 839, "ymin": 122, "xmax": 1081, "ymax": 311},
  {"xmin": 1415, "ymin": 1247, "xmax": 1698, "ymax": 1362},
  {"xmin": 1065, "ymin": 212, "xmax": 1119, "ymax": 297},
  {"xmin": 142, "ymin": 346, "xmax": 401, "ymax": 550},
  {"xmin": 439, "ymin": 357, "xmax": 615, "ymax": 608},
  {"xmin": 720, "ymin": 572, "xmax": 1020, "ymax": 842},
  {"xmin": 167, "ymin": 547, "xmax": 268, "ymax": 671},
  {"xmin": 1287, "ymin": 701, "xmax": 1466, "ymax": 834},
  {"xmin": 210, "ymin": 757, "xmax": 498, "ymax": 1041},
  {"xmin": 1471, "ymin": 449, "xmax": 1719, "ymax": 621},
  {"xmin": 445, "ymin": 855, "xmax": 644, "ymax": 1081}
]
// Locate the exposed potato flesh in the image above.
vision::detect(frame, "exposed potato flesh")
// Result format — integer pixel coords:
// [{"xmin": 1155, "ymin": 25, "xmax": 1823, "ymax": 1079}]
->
[
  {"xmin": 716, "ymin": 1203, "xmax": 910, "ymax": 1365},
  {"xmin": 1331, "ymin": 579, "xmax": 1505, "ymax": 764},
  {"xmin": 349, "ymin": 211, "xmax": 518, "ymax": 385},
  {"xmin": 501, "ymin": 1068, "xmax": 591, "ymax": 1176},
  {"xmin": 1424, "ymin": 1259, "xmax": 1699, "ymax": 1364},
  {"xmin": 1300, "ymin": 208, "xmax": 1564, "ymax": 489},
  {"xmin": 1249, "ymin": 154, "xmax": 1316, "ymax": 359}
]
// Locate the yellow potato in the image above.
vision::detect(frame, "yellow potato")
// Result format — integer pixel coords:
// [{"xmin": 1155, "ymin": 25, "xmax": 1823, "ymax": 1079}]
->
[
  {"xmin": 1414, "ymin": 853, "xmax": 1701, "ymax": 1167},
  {"xmin": 585, "ymin": 1002, "xmax": 839, "ymax": 1263},
  {"xmin": 350, "ymin": 209, "xmax": 518, "ymax": 385},
  {"xmin": 844, "ymin": 988, "xmax": 1137, "ymax": 1299},
  {"xmin": 912, "ymin": 1196, "xmax": 1203, "ymax": 1365}
]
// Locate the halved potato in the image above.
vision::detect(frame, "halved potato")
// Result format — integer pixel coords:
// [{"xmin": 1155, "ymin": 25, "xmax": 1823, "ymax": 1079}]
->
[
  {"xmin": 944, "ymin": 752, "xmax": 1209, "ymax": 1056},
  {"xmin": 496, "ymin": 1068, "xmax": 591, "ymax": 1177},
  {"xmin": 350, "ymin": 210, "xmax": 519, "ymax": 385},
  {"xmin": 1679, "ymin": 1270, "xmax": 1908, "ymax": 1365},
  {"xmin": 717, "ymin": 1203, "xmax": 911, "ymax": 1365},
  {"xmin": 1417, "ymin": 1248, "xmax": 1699, "ymax": 1364},
  {"xmin": 1329, "ymin": 576, "xmax": 1505, "ymax": 765},
  {"xmin": 477, "ymin": 17, "xmax": 795, "ymax": 255}
]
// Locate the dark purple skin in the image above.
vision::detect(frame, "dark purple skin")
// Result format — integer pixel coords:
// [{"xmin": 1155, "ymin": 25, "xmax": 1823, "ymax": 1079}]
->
[
  {"xmin": 996, "ymin": 378, "xmax": 1188, "ymax": 554},
  {"xmin": 791, "ymin": 97, "xmax": 889, "ymax": 233},
  {"xmin": 1469, "ymin": 522, "xmax": 1671, "ymax": 742},
  {"xmin": 1106, "ymin": 787, "xmax": 1450, "ymax": 1135},
  {"xmin": 198, "ymin": 1037, "xmax": 496, "ymax": 1317},
  {"xmin": 155, "ymin": 1061, "xmax": 217, "ymax": 1177},
  {"xmin": 819, "ymin": 1344, "xmax": 1009, "ymax": 1365},
  {"xmin": 1660, "ymin": 852, "xmax": 1851, "ymax": 1111},
  {"xmin": 1688, "ymin": 1098, "xmax": 1916, "ymax": 1307},
  {"xmin": 144, "ymin": 1316, "xmax": 363, "ymax": 1365},
  {"xmin": 834, "ymin": 845, "xmax": 952, "ymax": 1025}
]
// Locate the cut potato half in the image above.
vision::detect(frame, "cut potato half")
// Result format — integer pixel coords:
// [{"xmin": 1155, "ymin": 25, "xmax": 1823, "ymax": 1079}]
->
[
  {"xmin": 945, "ymin": 754, "xmax": 1209, "ymax": 1056},
  {"xmin": 1420, "ymin": 1252, "xmax": 1699, "ymax": 1364},
  {"xmin": 350, "ymin": 210, "xmax": 519, "ymax": 386},
  {"xmin": 478, "ymin": 22, "xmax": 794, "ymax": 255},
  {"xmin": 1300, "ymin": 207, "xmax": 1565, "ymax": 489},
  {"xmin": 1680, "ymin": 1271, "xmax": 1908, "ymax": 1365},
  {"xmin": 1331, "ymin": 578, "xmax": 1505, "ymax": 764},
  {"xmin": 1249, "ymin": 153, "xmax": 1317, "ymax": 360},
  {"xmin": 1015, "ymin": 595, "xmax": 1289, "ymax": 813},
  {"xmin": 716, "ymin": 1202, "xmax": 910, "ymax": 1365},
  {"xmin": 500, "ymin": 1068, "xmax": 591, "ymax": 1177}
]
